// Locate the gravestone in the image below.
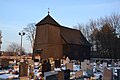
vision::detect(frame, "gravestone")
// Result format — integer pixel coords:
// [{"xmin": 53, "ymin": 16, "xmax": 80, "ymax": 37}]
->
[
  {"xmin": 29, "ymin": 60, "xmax": 34, "ymax": 66},
  {"xmin": 66, "ymin": 63, "xmax": 73, "ymax": 71},
  {"xmin": 46, "ymin": 75, "xmax": 58, "ymax": 80},
  {"xmin": 63, "ymin": 59, "xmax": 67, "ymax": 65},
  {"xmin": 62, "ymin": 69, "xmax": 70, "ymax": 80},
  {"xmin": 111, "ymin": 61, "xmax": 115, "ymax": 67},
  {"xmin": 55, "ymin": 59, "xmax": 61, "ymax": 68},
  {"xmin": 19, "ymin": 77, "xmax": 29, "ymax": 80},
  {"xmin": 102, "ymin": 62, "xmax": 107, "ymax": 68},
  {"xmin": 118, "ymin": 61, "xmax": 120, "ymax": 66},
  {"xmin": 103, "ymin": 67, "xmax": 112, "ymax": 80},
  {"xmin": 75, "ymin": 70, "xmax": 83, "ymax": 78},
  {"xmin": 57, "ymin": 71, "xmax": 64, "ymax": 80},
  {"xmin": 86, "ymin": 65, "xmax": 94, "ymax": 77},
  {"xmin": 44, "ymin": 71, "xmax": 58, "ymax": 80},
  {"xmin": 117, "ymin": 69, "xmax": 120, "ymax": 80},
  {"xmin": 19, "ymin": 61, "xmax": 28, "ymax": 77},
  {"xmin": 81, "ymin": 62, "xmax": 87, "ymax": 70},
  {"xmin": 1, "ymin": 59, "xmax": 9, "ymax": 68},
  {"xmin": 51, "ymin": 62, "xmax": 55, "ymax": 71},
  {"xmin": 66, "ymin": 57, "xmax": 70, "ymax": 63},
  {"xmin": 84, "ymin": 59, "xmax": 90, "ymax": 64}
]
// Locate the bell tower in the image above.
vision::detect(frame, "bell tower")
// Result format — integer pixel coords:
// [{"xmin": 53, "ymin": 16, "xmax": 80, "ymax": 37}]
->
[{"xmin": 34, "ymin": 14, "xmax": 63, "ymax": 60}]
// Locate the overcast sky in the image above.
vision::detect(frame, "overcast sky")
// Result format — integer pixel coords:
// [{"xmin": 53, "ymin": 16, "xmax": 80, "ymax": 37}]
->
[{"xmin": 0, "ymin": 0, "xmax": 120, "ymax": 53}]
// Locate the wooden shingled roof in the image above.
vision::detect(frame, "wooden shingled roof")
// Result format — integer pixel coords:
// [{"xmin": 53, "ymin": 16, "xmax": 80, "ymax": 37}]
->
[
  {"xmin": 35, "ymin": 14, "xmax": 91, "ymax": 46},
  {"xmin": 35, "ymin": 14, "xmax": 60, "ymax": 26},
  {"xmin": 60, "ymin": 26, "xmax": 91, "ymax": 46}
]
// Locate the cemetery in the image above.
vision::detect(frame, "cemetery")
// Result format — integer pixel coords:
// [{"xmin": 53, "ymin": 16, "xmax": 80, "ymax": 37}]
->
[
  {"xmin": 0, "ymin": 11, "xmax": 120, "ymax": 80},
  {"xmin": 0, "ymin": 56, "xmax": 120, "ymax": 80}
]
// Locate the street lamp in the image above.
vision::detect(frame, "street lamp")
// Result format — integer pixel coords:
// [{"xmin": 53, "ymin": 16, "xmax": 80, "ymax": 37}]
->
[
  {"xmin": 19, "ymin": 32, "xmax": 25, "ymax": 60},
  {"xmin": 0, "ymin": 31, "xmax": 2, "ymax": 51}
]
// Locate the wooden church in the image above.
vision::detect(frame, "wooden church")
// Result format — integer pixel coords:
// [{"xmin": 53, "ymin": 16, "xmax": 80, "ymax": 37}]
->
[{"xmin": 34, "ymin": 13, "xmax": 91, "ymax": 61}]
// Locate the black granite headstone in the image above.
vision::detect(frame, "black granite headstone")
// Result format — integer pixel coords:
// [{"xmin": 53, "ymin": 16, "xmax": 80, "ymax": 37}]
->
[
  {"xmin": 46, "ymin": 74, "xmax": 58, "ymax": 80},
  {"xmin": 46, "ymin": 59, "xmax": 51, "ymax": 71},
  {"xmin": 62, "ymin": 69, "xmax": 70, "ymax": 80},
  {"xmin": 1, "ymin": 59, "xmax": 9, "ymax": 68},
  {"xmin": 42, "ymin": 60, "xmax": 47, "ymax": 76},
  {"xmin": 55, "ymin": 59, "xmax": 61, "ymax": 68},
  {"xmin": 117, "ymin": 69, "xmax": 120, "ymax": 80}
]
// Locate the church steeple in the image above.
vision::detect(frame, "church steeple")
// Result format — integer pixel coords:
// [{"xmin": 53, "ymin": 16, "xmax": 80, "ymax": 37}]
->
[{"xmin": 35, "ymin": 13, "xmax": 60, "ymax": 26}]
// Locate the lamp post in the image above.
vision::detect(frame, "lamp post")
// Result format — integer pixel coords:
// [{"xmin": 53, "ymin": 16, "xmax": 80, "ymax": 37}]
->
[
  {"xmin": 19, "ymin": 32, "xmax": 25, "ymax": 60},
  {"xmin": 0, "ymin": 30, "xmax": 2, "ymax": 51}
]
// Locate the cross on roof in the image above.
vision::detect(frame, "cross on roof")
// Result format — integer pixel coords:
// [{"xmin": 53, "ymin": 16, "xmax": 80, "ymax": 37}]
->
[{"xmin": 48, "ymin": 8, "xmax": 50, "ymax": 14}]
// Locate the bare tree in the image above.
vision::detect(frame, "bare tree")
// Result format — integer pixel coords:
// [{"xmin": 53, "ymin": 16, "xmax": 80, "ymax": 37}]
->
[
  {"xmin": 74, "ymin": 13, "xmax": 120, "ymax": 58},
  {"xmin": 91, "ymin": 13, "xmax": 120, "ymax": 58},
  {"xmin": 6, "ymin": 42, "xmax": 25, "ymax": 55},
  {"xmin": 110, "ymin": 13, "xmax": 120, "ymax": 36},
  {"xmin": 73, "ymin": 23, "xmax": 92, "ymax": 41},
  {"xmin": 6, "ymin": 43, "xmax": 19, "ymax": 52},
  {"xmin": 23, "ymin": 23, "xmax": 36, "ymax": 52},
  {"xmin": 97, "ymin": 13, "xmax": 120, "ymax": 35}
]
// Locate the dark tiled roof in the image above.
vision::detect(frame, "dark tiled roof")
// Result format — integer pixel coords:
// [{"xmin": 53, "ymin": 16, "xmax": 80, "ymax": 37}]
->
[
  {"xmin": 60, "ymin": 26, "xmax": 91, "ymax": 46},
  {"xmin": 35, "ymin": 14, "xmax": 60, "ymax": 26}
]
